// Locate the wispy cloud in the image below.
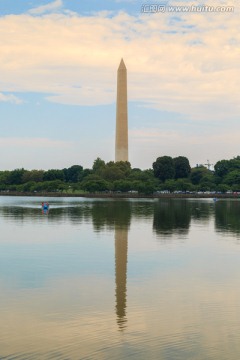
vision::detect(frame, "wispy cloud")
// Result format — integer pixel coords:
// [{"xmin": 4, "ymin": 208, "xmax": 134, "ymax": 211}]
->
[
  {"xmin": 0, "ymin": 93, "xmax": 22, "ymax": 104},
  {"xmin": 29, "ymin": 0, "xmax": 63, "ymax": 15},
  {"xmin": 0, "ymin": 1, "xmax": 239, "ymax": 121}
]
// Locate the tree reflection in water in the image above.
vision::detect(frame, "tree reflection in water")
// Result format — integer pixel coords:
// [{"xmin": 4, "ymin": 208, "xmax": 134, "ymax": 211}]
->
[
  {"xmin": 215, "ymin": 200, "xmax": 240, "ymax": 236},
  {"xmin": 153, "ymin": 199, "xmax": 191, "ymax": 238},
  {"xmin": 2, "ymin": 197, "xmax": 240, "ymax": 333}
]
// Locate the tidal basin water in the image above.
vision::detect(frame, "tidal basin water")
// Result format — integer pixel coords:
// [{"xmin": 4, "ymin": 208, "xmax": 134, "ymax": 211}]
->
[{"xmin": 1, "ymin": 197, "xmax": 240, "ymax": 359}]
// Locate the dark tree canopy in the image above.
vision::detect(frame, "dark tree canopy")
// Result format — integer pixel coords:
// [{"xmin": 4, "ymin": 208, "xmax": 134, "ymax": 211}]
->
[
  {"xmin": 92, "ymin": 158, "xmax": 106, "ymax": 173},
  {"xmin": 190, "ymin": 166, "xmax": 209, "ymax": 185},
  {"xmin": 6, "ymin": 168, "xmax": 26, "ymax": 185},
  {"xmin": 153, "ymin": 156, "xmax": 175, "ymax": 182},
  {"xmin": 173, "ymin": 156, "xmax": 191, "ymax": 179},
  {"xmin": 3, "ymin": 154, "xmax": 240, "ymax": 195},
  {"xmin": 63, "ymin": 165, "xmax": 83, "ymax": 183},
  {"xmin": 224, "ymin": 170, "xmax": 240, "ymax": 186},
  {"xmin": 214, "ymin": 160, "xmax": 230, "ymax": 177},
  {"xmin": 43, "ymin": 169, "xmax": 65, "ymax": 182},
  {"xmin": 22, "ymin": 170, "xmax": 44, "ymax": 183}
]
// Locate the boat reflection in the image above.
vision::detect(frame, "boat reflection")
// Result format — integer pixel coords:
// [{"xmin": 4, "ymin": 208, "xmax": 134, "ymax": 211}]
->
[{"xmin": 41, "ymin": 202, "xmax": 49, "ymax": 215}]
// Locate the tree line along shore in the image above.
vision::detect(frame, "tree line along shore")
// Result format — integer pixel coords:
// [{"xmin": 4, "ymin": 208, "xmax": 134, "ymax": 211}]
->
[{"xmin": 0, "ymin": 155, "xmax": 240, "ymax": 196}]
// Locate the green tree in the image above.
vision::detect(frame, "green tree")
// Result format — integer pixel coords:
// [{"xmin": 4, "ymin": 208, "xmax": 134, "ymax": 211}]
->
[
  {"xmin": 82, "ymin": 168, "xmax": 93, "ymax": 179},
  {"xmin": 164, "ymin": 179, "xmax": 177, "ymax": 192},
  {"xmin": 6, "ymin": 168, "xmax": 26, "ymax": 185},
  {"xmin": 217, "ymin": 184, "xmax": 230, "ymax": 193},
  {"xmin": 101, "ymin": 166, "xmax": 124, "ymax": 181},
  {"xmin": 97, "ymin": 161, "xmax": 131, "ymax": 181},
  {"xmin": 22, "ymin": 181, "xmax": 36, "ymax": 192},
  {"xmin": 175, "ymin": 178, "xmax": 193, "ymax": 192},
  {"xmin": 231, "ymin": 184, "xmax": 240, "ymax": 192},
  {"xmin": 153, "ymin": 156, "xmax": 175, "ymax": 182},
  {"xmin": 214, "ymin": 160, "xmax": 230, "ymax": 178},
  {"xmin": 92, "ymin": 158, "xmax": 106, "ymax": 173},
  {"xmin": 43, "ymin": 169, "xmax": 65, "ymax": 182},
  {"xmin": 83, "ymin": 179, "xmax": 111, "ymax": 192},
  {"xmin": 190, "ymin": 166, "xmax": 209, "ymax": 185},
  {"xmin": 0, "ymin": 171, "xmax": 10, "ymax": 185},
  {"xmin": 142, "ymin": 181, "xmax": 155, "ymax": 195},
  {"xmin": 63, "ymin": 165, "xmax": 83, "ymax": 182},
  {"xmin": 128, "ymin": 168, "xmax": 154, "ymax": 182},
  {"xmin": 40, "ymin": 180, "xmax": 65, "ymax": 192},
  {"xmin": 223, "ymin": 170, "xmax": 240, "ymax": 186},
  {"xmin": 228, "ymin": 157, "xmax": 240, "ymax": 172},
  {"xmin": 173, "ymin": 156, "xmax": 191, "ymax": 179},
  {"xmin": 113, "ymin": 180, "xmax": 132, "ymax": 192},
  {"xmin": 114, "ymin": 161, "xmax": 131, "ymax": 177},
  {"xmin": 130, "ymin": 180, "xmax": 146, "ymax": 193},
  {"xmin": 22, "ymin": 170, "xmax": 44, "ymax": 183},
  {"xmin": 199, "ymin": 174, "xmax": 215, "ymax": 191}
]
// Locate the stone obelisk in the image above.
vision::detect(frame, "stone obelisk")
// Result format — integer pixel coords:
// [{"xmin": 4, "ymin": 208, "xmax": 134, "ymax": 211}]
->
[{"xmin": 115, "ymin": 59, "xmax": 128, "ymax": 162}]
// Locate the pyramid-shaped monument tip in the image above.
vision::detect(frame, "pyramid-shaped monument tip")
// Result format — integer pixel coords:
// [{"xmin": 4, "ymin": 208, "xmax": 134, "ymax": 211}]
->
[{"xmin": 118, "ymin": 58, "xmax": 126, "ymax": 70}]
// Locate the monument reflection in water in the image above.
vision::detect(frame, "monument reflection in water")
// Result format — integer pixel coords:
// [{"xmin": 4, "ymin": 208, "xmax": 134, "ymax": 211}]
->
[
  {"xmin": 2, "ymin": 198, "xmax": 239, "ymax": 334},
  {"xmin": 1, "ymin": 198, "xmax": 240, "ymax": 359},
  {"xmin": 90, "ymin": 200, "xmax": 131, "ymax": 329},
  {"xmin": 115, "ymin": 224, "xmax": 128, "ymax": 329}
]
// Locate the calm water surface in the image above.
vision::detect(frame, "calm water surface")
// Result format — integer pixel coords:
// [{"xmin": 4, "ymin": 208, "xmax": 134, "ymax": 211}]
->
[{"xmin": 1, "ymin": 196, "xmax": 240, "ymax": 359}]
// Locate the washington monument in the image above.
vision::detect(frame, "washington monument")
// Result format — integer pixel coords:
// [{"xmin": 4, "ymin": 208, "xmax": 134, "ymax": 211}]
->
[{"xmin": 115, "ymin": 59, "xmax": 128, "ymax": 162}]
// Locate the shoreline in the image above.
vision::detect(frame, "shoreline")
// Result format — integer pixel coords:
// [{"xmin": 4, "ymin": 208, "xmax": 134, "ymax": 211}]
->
[{"xmin": 0, "ymin": 192, "xmax": 239, "ymax": 199}]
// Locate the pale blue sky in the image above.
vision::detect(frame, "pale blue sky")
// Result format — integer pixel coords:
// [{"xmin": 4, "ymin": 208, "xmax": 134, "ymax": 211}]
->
[{"xmin": 0, "ymin": 0, "xmax": 239, "ymax": 170}]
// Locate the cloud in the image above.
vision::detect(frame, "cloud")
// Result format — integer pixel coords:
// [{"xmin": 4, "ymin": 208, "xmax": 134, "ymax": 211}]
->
[
  {"xmin": 0, "ymin": 2, "xmax": 239, "ymax": 121},
  {"xmin": 0, "ymin": 93, "xmax": 22, "ymax": 104},
  {"xmin": 29, "ymin": 0, "xmax": 63, "ymax": 15}
]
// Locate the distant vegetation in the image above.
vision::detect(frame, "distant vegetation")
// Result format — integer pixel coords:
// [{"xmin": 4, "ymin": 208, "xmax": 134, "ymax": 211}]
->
[{"xmin": 1, "ymin": 155, "xmax": 240, "ymax": 195}]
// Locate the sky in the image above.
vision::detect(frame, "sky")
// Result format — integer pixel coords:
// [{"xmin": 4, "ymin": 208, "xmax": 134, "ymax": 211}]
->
[{"xmin": 0, "ymin": 0, "xmax": 239, "ymax": 170}]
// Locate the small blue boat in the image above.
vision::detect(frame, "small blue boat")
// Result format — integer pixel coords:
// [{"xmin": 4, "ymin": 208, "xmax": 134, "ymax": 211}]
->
[{"xmin": 41, "ymin": 202, "xmax": 49, "ymax": 211}]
